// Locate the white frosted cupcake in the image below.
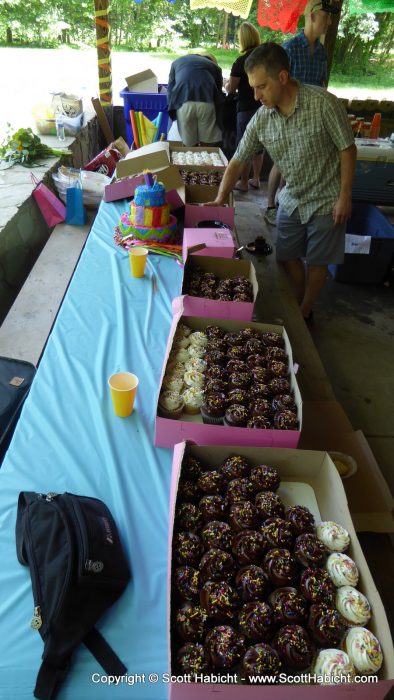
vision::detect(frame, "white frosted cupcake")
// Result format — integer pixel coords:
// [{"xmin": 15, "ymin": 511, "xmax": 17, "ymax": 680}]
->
[
  {"xmin": 182, "ymin": 387, "xmax": 204, "ymax": 415},
  {"xmin": 343, "ymin": 626, "xmax": 383, "ymax": 674},
  {"xmin": 170, "ymin": 348, "xmax": 190, "ymax": 364},
  {"xmin": 188, "ymin": 344, "xmax": 206, "ymax": 359},
  {"xmin": 316, "ymin": 521, "xmax": 350, "ymax": 552},
  {"xmin": 162, "ymin": 375, "xmax": 184, "ymax": 393},
  {"xmin": 175, "ymin": 323, "xmax": 192, "ymax": 338},
  {"xmin": 313, "ymin": 649, "xmax": 355, "ymax": 684},
  {"xmin": 188, "ymin": 331, "xmax": 208, "ymax": 347},
  {"xmin": 326, "ymin": 552, "xmax": 359, "ymax": 588},
  {"xmin": 184, "ymin": 370, "xmax": 205, "ymax": 388},
  {"xmin": 172, "ymin": 335, "xmax": 190, "ymax": 350},
  {"xmin": 158, "ymin": 390, "xmax": 184, "ymax": 419},
  {"xmin": 186, "ymin": 357, "xmax": 207, "ymax": 374},
  {"xmin": 165, "ymin": 361, "xmax": 186, "ymax": 378},
  {"xmin": 336, "ymin": 586, "xmax": 371, "ymax": 626}
]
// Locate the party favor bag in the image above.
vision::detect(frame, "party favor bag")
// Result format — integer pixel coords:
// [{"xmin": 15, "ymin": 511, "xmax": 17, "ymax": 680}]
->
[
  {"xmin": 66, "ymin": 179, "xmax": 87, "ymax": 225},
  {"xmin": 31, "ymin": 173, "xmax": 66, "ymax": 227}
]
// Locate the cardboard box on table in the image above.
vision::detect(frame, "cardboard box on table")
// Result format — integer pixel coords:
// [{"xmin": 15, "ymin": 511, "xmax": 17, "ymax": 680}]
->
[
  {"xmin": 167, "ymin": 443, "xmax": 394, "ymax": 700},
  {"xmin": 125, "ymin": 69, "xmax": 158, "ymax": 93},
  {"xmin": 184, "ymin": 185, "xmax": 235, "ymax": 231},
  {"xmin": 181, "ymin": 255, "xmax": 258, "ymax": 321},
  {"xmin": 182, "ymin": 228, "xmax": 237, "ymax": 260},
  {"xmin": 168, "ymin": 141, "xmax": 228, "ymax": 171},
  {"xmin": 154, "ymin": 306, "xmax": 302, "ymax": 449}
]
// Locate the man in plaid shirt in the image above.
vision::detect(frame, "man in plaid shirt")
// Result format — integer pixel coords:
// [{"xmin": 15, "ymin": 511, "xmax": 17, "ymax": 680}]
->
[
  {"xmin": 265, "ymin": 0, "xmax": 339, "ymax": 227},
  {"xmin": 208, "ymin": 42, "xmax": 356, "ymax": 322}
]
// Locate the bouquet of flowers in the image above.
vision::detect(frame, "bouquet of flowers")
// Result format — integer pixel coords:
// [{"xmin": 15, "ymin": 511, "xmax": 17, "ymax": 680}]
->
[{"xmin": 0, "ymin": 126, "xmax": 71, "ymax": 169}]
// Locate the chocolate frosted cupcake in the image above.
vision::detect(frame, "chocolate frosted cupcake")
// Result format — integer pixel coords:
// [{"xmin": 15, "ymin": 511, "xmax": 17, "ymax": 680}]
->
[
  {"xmin": 205, "ymin": 364, "xmax": 228, "ymax": 381},
  {"xmin": 177, "ymin": 642, "xmax": 209, "ymax": 673},
  {"xmin": 201, "ymin": 392, "xmax": 226, "ymax": 425},
  {"xmin": 224, "ymin": 404, "xmax": 249, "ymax": 428},
  {"xmin": 206, "ymin": 338, "xmax": 227, "ymax": 353},
  {"xmin": 220, "ymin": 454, "xmax": 250, "ymax": 481},
  {"xmin": 307, "ymin": 603, "xmax": 346, "ymax": 646},
  {"xmin": 242, "ymin": 643, "xmax": 282, "ymax": 679},
  {"xmin": 247, "ymin": 416, "xmax": 272, "ymax": 429},
  {"xmin": 205, "ymin": 625, "xmax": 246, "ymax": 669},
  {"xmin": 227, "ymin": 346, "xmax": 248, "ymax": 362},
  {"xmin": 174, "ymin": 532, "xmax": 204, "ymax": 566},
  {"xmin": 236, "ymin": 565, "xmax": 271, "ymax": 602},
  {"xmin": 229, "ymin": 501, "xmax": 259, "ymax": 532},
  {"xmin": 176, "ymin": 503, "xmax": 202, "ymax": 532},
  {"xmin": 300, "ymin": 567, "xmax": 336, "ymax": 604},
  {"xmin": 226, "ymin": 477, "xmax": 254, "ymax": 504},
  {"xmin": 238, "ymin": 601, "xmax": 275, "ymax": 642},
  {"xmin": 199, "ymin": 548, "xmax": 235, "ymax": 582},
  {"xmin": 200, "ymin": 581, "xmax": 239, "ymax": 621},
  {"xmin": 204, "ymin": 378, "xmax": 228, "ymax": 395},
  {"xmin": 228, "ymin": 371, "xmax": 251, "ymax": 389},
  {"xmin": 205, "ymin": 324, "xmax": 226, "ymax": 339},
  {"xmin": 198, "ymin": 470, "xmax": 226, "ymax": 494},
  {"xmin": 201, "ymin": 520, "xmax": 233, "ymax": 551},
  {"xmin": 265, "ymin": 346, "xmax": 288, "ymax": 362},
  {"xmin": 264, "ymin": 548, "xmax": 298, "ymax": 587},
  {"xmin": 250, "ymin": 464, "xmax": 281, "ymax": 492},
  {"xmin": 227, "ymin": 359, "xmax": 249, "ymax": 374},
  {"xmin": 294, "ymin": 533, "xmax": 327, "ymax": 568},
  {"xmin": 249, "ymin": 398, "xmax": 271, "ymax": 417},
  {"xmin": 286, "ymin": 505, "xmax": 315, "ymax": 535},
  {"xmin": 176, "ymin": 603, "xmax": 209, "ymax": 641},
  {"xmin": 272, "ymin": 393, "xmax": 296, "ymax": 412},
  {"xmin": 272, "ymin": 624, "xmax": 315, "ymax": 670},
  {"xmin": 250, "ymin": 366, "xmax": 271, "ymax": 383},
  {"xmin": 268, "ymin": 587, "xmax": 308, "ymax": 625},
  {"xmin": 249, "ymin": 383, "xmax": 271, "ymax": 400},
  {"xmin": 205, "ymin": 350, "xmax": 227, "ymax": 366},
  {"xmin": 262, "ymin": 517, "xmax": 294, "ymax": 549},
  {"xmin": 268, "ymin": 377, "xmax": 291, "ymax": 396},
  {"xmin": 178, "ymin": 479, "xmax": 201, "ymax": 502},
  {"xmin": 199, "ymin": 495, "xmax": 227, "ymax": 523},
  {"xmin": 262, "ymin": 331, "xmax": 284, "ymax": 348},
  {"xmin": 274, "ymin": 409, "xmax": 298, "ymax": 430},
  {"xmin": 174, "ymin": 566, "xmax": 200, "ymax": 601},
  {"xmin": 245, "ymin": 338, "xmax": 266, "ymax": 355},
  {"xmin": 227, "ymin": 388, "xmax": 250, "ymax": 406},
  {"xmin": 182, "ymin": 455, "xmax": 203, "ymax": 481},
  {"xmin": 232, "ymin": 529, "xmax": 266, "ymax": 565},
  {"xmin": 255, "ymin": 491, "xmax": 285, "ymax": 520}
]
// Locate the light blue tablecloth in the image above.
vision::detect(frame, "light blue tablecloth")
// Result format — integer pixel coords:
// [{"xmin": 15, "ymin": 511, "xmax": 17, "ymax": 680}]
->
[{"xmin": 0, "ymin": 200, "xmax": 183, "ymax": 699}]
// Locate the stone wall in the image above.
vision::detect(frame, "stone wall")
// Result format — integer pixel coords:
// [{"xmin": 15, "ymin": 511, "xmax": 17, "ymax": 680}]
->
[{"xmin": 0, "ymin": 116, "xmax": 99, "ymax": 325}]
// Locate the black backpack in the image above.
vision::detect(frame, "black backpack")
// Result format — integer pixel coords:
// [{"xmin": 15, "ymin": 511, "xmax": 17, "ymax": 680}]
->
[{"xmin": 16, "ymin": 491, "xmax": 131, "ymax": 700}]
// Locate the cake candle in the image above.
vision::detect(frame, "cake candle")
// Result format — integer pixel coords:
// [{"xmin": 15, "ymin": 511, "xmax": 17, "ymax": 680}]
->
[{"xmin": 143, "ymin": 170, "xmax": 154, "ymax": 187}]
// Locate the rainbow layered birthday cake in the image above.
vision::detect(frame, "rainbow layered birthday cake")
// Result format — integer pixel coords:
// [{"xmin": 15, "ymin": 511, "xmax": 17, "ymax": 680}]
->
[{"xmin": 116, "ymin": 173, "xmax": 177, "ymax": 244}]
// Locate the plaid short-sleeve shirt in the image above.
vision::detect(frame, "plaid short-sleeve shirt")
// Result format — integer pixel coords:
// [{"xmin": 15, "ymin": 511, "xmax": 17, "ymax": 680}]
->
[
  {"xmin": 234, "ymin": 83, "xmax": 355, "ymax": 223},
  {"xmin": 284, "ymin": 31, "xmax": 327, "ymax": 87}
]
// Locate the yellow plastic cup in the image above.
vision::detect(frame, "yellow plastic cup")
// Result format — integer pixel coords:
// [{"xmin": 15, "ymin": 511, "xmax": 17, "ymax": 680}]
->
[
  {"xmin": 129, "ymin": 247, "xmax": 148, "ymax": 277},
  {"xmin": 108, "ymin": 372, "xmax": 139, "ymax": 417}
]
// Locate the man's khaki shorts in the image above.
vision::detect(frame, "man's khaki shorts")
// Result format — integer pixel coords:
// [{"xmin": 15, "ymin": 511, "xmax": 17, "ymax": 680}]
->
[{"xmin": 176, "ymin": 101, "xmax": 222, "ymax": 146}]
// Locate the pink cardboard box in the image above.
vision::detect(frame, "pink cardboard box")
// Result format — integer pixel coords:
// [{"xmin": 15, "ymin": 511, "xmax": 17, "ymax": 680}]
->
[
  {"xmin": 184, "ymin": 186, "xmax": 235, "ymax": 229},
  {"xmin": 154, "ymin": 309, "xmax": 302, "ymax": 449},
  {"xmin": 167, "ymin": 443, "xmax": 394, "ymax": 699},
  {"xmin": 181, "ymin": 255, "xmax": 258, "ymax": 321},
  {"xmin": 182, "ymin": 228, "xmax": 237, "ymax": 261}
]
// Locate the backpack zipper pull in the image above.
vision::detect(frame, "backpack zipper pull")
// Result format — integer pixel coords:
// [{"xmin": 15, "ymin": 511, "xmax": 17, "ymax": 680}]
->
[
  {"xmin": 85, "ymin": 559, "xmax": 104, "ymax": 573},
  {"xmin": 31, "ymin": 606, "xmax": 42, "ymax": 630},
  {"xmin": 46, "ymin": 492, "xmax": 58, "ymax": 502}
]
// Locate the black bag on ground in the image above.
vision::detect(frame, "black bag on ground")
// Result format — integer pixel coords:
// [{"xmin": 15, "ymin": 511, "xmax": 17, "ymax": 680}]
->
[
  {"xmin": 16, "ymin": 491, "xmax": 131, "ymax": 700},
  {"xmin": 0, "ymin": 356, "xmax": 36, "ymax": 464}
]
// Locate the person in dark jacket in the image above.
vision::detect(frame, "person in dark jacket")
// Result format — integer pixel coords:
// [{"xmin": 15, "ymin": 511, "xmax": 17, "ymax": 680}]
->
[
  {"xmin": 167, "ymin": 53, "xmax": 224, "ymax": 146},
  {"xmin": 225, "ymin": 22, "xmax": 264, "ymax": 191}
]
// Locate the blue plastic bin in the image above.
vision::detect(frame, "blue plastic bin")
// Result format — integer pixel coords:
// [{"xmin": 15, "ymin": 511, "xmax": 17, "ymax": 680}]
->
[
  {"xmin": 120, "ymin": 85, "xmax": 169, "ymax": 147},
  {"xmin": 329, "ymin": 204, "xmax": 394, "ymax": 284}
]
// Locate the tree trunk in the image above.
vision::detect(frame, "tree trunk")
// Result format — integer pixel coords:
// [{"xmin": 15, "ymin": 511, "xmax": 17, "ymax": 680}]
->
[
  {"xmin": 222, "ymin": 11, "xmax": 229, "ymax": 48},
  {"xmin": 323, "ymin": 0, "xmax": 344, "ymax": 83},
  {"xmin": 6, "ymin": 27, "xmax": 12, "ymax": 44},
  {"xmin": 94, "ymin": 0, "xmax": 113, "ymax": 107}
]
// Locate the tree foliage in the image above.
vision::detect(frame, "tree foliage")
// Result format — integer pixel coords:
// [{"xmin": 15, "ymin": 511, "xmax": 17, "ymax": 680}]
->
[{"xmin": 0, "ymin": 0, "xmax": 392, "ymax": 76}]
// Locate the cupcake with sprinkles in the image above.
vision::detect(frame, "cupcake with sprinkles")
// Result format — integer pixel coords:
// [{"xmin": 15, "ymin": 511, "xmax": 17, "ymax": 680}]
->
[
  {"xmin": 335, "ymin": 586, "xmax": 372, "ymax": 627},
  {"xmin": 326, "ymin": 552, "xmax": 359, "ymax": 588},
  {"xmin": 316, "ymin": 521, "xmax": 350, "ymax": 553},
  {"xmin": 343, "ymin": 626, "xmax": 383, "ymax": 675}
]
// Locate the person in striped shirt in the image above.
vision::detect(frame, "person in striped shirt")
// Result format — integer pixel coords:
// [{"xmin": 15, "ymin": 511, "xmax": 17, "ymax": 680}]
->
[{"xmin": 208, "ymin": 42, "xmax": 356, "ymax": 323}]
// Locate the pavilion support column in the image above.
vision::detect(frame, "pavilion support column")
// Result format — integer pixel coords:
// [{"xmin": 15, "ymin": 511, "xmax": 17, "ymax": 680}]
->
[{"xmin": 94, "ymin": 0, "xmax": 113, "ymax": 136}]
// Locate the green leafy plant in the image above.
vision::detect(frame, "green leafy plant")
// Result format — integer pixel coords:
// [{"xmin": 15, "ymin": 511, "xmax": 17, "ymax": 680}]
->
[{"xmin": 0, "ymin": 126, "xmax": 71, "ymax": 169}]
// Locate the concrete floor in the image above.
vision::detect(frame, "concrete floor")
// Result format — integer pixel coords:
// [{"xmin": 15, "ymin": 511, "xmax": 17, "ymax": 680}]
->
[{"xmin": 233, "ymin": 181, "xmax": 394, "ymax": 498}]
